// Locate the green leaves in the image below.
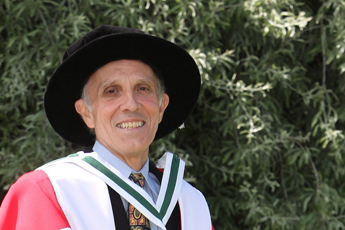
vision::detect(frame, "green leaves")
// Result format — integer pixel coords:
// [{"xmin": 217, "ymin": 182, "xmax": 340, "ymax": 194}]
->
[{"xmin": 2, "ymin": 0, "xmax": 345, "ymax": 229}]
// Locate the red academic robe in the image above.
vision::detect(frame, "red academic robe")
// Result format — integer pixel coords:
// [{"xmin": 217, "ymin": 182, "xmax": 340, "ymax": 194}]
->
[
  {"xmin": 0, "ymin": 170, "xmax": 70, "ymax": 229},
  {"xmin": 0, "ymin": 154, "xmax": 214, "ymax": 230}
]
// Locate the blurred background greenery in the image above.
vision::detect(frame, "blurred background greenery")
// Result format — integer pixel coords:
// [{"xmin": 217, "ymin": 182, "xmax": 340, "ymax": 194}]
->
[{"xmin": 1, "ymin": 0, "xmax": 345, "ymax": 229}]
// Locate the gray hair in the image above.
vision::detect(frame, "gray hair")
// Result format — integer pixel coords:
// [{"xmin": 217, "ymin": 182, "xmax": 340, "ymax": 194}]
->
[{"xmin": 81, "ymin": 72, "xmax": 165, "ymax": 112}]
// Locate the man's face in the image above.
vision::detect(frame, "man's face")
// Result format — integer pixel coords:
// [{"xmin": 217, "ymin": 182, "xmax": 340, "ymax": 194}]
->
[{"xmin": 75, "ymin": 60, "xmax": 169, "ymax": 162}]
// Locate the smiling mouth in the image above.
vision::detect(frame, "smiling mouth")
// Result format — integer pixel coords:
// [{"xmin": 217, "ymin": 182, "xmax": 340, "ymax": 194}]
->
[{"xmin": 116, "ymin": 121, "xmax": 145, "ymax": 129}]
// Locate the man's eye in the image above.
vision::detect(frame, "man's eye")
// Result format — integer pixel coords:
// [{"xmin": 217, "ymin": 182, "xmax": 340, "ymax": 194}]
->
[
  {"xmin": 106, "ymin": 89, "xmax": 116, "ymax": 94},
  {"xmin": 139, "ymin": 87, "xmax": 149, "ymax": 91}
]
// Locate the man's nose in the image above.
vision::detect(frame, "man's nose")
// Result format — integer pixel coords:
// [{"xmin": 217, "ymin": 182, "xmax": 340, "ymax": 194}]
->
[{"xmin": 120, "ymin": 90, "xmax": 141, "ymax": 111}]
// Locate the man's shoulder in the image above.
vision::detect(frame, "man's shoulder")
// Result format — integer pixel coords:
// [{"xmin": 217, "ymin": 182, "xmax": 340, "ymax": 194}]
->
[
  {"xmin": 38, "ymin": 152, "xmax": 84, "ymax": 168},
  {"xmin": 38, "ymin": 152, "xmax": 94, "ymax": 176},
  {"xmin": 12, "ymin": 170, "xmax": 50, "ymax": 189},
  {"xmin": 3, "ymin": 170, "xmax": 55, "ymax": 205},
  {"xmin": 180, "ymin": 180, "xmax": 207, "ymax": 201},
  {"xmin": 179, "ymin": 180, "xmax": 212, "ymax": 228}
]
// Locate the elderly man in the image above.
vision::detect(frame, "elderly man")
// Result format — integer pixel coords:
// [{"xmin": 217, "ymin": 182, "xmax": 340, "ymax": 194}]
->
[{"xmin": 0, "ymin": 25, "xmax": 213, "ymax": 230}]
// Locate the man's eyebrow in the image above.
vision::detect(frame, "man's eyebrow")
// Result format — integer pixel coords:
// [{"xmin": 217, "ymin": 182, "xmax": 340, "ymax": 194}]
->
[
  {"xmin": 97, "ymin": 77, "xmax": 156, "ymax": 91},
  {"xmin": 100, "ymin": 79, "xmax": 120, "ymax": 87},
  {"xmin": 137, "ymin": 78, "xmax": 156, "ymax": 85},
  {"xmin": 97, "ymin": 79, "xmax": 120, "ymax": 92}
]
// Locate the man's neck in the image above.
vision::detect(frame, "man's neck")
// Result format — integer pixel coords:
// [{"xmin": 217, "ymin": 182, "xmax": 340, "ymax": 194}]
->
[
  {"xmin": 93, "ymin": 140, "xmax": 148, "ymax": 171},
  {"xmin": 118, "ymin": 154, "xmax": 147, "ymax": 171}
]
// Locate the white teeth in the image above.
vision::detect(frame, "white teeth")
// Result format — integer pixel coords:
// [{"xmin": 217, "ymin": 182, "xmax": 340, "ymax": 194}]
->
[{"xmin": 117, "ymin": 121, "xmax": 144, "ymax": 129}]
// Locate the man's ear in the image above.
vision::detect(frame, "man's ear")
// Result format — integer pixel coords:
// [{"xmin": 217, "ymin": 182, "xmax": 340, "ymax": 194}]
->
[
  {"xmin": 75, "ymin": 99, "xmax": 95, "ymax": 128},
  {"xmin": 158, "ymin": 93, "xmax": 169, "ymax": 123}
]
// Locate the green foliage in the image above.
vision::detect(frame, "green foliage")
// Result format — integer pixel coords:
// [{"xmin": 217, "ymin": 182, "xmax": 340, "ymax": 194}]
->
[{"xmin": 1, "ymin": 0, "xmax": 345, "ymax": 229}]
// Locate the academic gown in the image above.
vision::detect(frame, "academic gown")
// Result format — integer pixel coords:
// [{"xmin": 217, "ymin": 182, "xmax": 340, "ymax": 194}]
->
[{"xmin": 0, "ymin": 152, "xmax": 213, "ymax": 230}]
